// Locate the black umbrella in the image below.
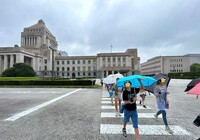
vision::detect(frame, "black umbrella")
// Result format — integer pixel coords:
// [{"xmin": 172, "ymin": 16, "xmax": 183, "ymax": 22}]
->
[
  {"xmin": 184, "ymin": 78, "xmax": 200, "ymax": 92},
  {"xmin": 145, "ymin": 73, "xmax": 171, "ymax": 93}
]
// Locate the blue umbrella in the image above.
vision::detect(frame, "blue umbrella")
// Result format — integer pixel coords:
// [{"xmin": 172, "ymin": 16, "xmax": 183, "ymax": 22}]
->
[{"xmin": 116, "ymin": 74, "xmax": 157, "ymax": 88}]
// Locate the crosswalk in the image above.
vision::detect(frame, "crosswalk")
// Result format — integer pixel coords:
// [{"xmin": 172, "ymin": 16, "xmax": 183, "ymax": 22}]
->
[{"xmin": 100, "ymin": 89, "xmax": 192, "ymax": 139}]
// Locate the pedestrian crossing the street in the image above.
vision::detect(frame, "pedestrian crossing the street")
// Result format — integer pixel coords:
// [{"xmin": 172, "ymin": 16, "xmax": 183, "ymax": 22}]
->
[{"xmin": 100, "ymin": 90, "xmax": 192, "ymax": 139}]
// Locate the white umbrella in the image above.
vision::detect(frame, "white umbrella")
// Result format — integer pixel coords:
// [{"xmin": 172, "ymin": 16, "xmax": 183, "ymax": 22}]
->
[
  {"xmin": 114, "ymin": 73, "xmax": 124, "ymax": 79},
  {"xmin": 103, "ymin": 73, "xmax": 124, "ymax": 84}
]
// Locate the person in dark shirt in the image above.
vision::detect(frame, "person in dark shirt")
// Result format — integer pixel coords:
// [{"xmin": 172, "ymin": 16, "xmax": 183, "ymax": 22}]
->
[{"xmin": 122, "ymin": 80, "xmax": 141, "ymax": 140}]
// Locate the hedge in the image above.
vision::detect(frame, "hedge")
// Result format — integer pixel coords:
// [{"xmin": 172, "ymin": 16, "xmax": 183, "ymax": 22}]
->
[
  {"xmin": 0, "ymin": 80, "xmax": 96, "ymax": 86},
  {"xmin": 168, "ymin": 72, "xmax": 200, "ymax": 79}
]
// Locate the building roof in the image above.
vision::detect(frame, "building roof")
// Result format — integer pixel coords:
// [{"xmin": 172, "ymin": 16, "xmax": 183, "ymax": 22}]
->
[{"xmin": 25, "ymin": 19, "xmax": 53, "ymax": 37}]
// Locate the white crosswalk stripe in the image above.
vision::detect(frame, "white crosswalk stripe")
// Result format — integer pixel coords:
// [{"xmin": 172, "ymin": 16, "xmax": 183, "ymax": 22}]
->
[
  {"xmin": 101, "ymin": 112, "xmax": 162, "ymax": 118},
  {"xmin": 100, "ymin": 90, "xmax": 191, "ymax": 138},
  {"xmin": 100, "ymin": 124, "xmax": 191, "ymax": 135},
  {"xmin": 102, "ymin": 100, "xmax": 141, "ymax": 104},
  {"xmin": 101, "ymin": 105, "xmax": 151, "ymax": 110}
]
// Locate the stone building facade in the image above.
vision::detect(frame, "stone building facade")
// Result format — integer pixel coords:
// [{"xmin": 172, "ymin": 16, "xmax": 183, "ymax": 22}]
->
[
  {"xmin": 141, "ymin": 54, "xmax": 200, "ymax": 75},
  {"xmin": 0, "ymin": 20, "xmax": 140, "ymax": 78}
]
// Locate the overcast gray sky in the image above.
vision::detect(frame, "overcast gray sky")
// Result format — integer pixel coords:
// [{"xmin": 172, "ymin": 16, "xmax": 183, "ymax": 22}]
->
[{"xmin": 0, "ymin": 0, "xmax": 200, "ymax": 63}]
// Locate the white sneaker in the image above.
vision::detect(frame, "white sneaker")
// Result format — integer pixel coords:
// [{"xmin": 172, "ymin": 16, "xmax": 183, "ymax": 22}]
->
[
  {"xmin": 118, "ymin": 112, "xmax": 122, "ymax": 116},
  {"xmin": 165, "ymin": 127, "xmax": 174, "ymax": 134}
]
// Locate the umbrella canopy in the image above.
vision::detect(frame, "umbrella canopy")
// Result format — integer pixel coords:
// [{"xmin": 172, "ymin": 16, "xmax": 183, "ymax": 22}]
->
[
  {"xmin": 116, "ymin": 74, "xmax": 157, "ymax": 88},
  {"xmin": 103, "ymin": 73, "xmax": 124, "ymax": 84},
  {"xmin": 145, "ymin": 73, "xmax": 171, "ymax": 93},
  {"xmin": 184, "ymin": 78, "xmax": 200, "ymax": 92},
  {"xmin": 114, "ymin": 73, "xmax": 124, "ymax": 79},
  {"xmin": 187, "ymin": 82, "xmax": 200, "ymax": 99}
]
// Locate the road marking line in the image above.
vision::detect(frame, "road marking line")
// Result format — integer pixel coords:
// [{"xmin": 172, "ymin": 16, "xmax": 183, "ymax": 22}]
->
[
  {"xmin": 4, "ymin": 89, "xmax": 82, "ymax": 121},
  {"xmin": 100, "ymin": 124, "xmax": 191, "ymax": 135},
  {"xmin": 102, "ymin": 98, "xmax": 110, "ymax": 100},
  {"xmin": 101, "ymin": 112, "xmax": 162, "ymax": 118},
  {"xmin": 101, "ymin": 105, "xmax": 151, "ymax": 110},
  {"xmin": 102, "ymin": 100, "xmax": 141, "ymax": 104}
]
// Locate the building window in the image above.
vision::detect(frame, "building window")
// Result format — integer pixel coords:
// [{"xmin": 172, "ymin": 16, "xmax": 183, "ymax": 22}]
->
[
  {"xmin": 108, "ymin": 58, "xmax": 110, "ymax": 62},
  {"xmin": 103, "ymin": 58, "xmax": 105, "ymax": 62},
  {"xmin": 67, "ymin": 67, "xmax": 70, "ymax": 71},
  {"xmin": 78, "ymin": 72, "xmax": 80, "ymax": 76},
  {"xmin": 57, "ymin": 67, "xmax": 59, "ymax": 71},
  {"xmin": 123, "ymin": 57, "xmax": 126, "ymax": 62},
  {"xmin": 83, "ymin": 72, "xmax": 85, "ymax": 76},
  {"xmin": 83, "ymin": 66, "xmax": 86, "ymax": 71},
  {"xmin": 77, "ymin": 67, "xmax": 80, "ymax": 71},
  {"xmin": 62, "ymin": 61, "xmax": 64, "ymax": 65},
  {"xmin": 67, "ymin": 61, "xmax": 70, "ymax": 64},
  {"xmin": 88, "ymin": 66, "xmax": 91, "ymax": 71},
  {"xmin": 94, "ymin": 72, "xmax": 96, "ymax": 76},
  {"xmin": 88, "ymin": 72, "xmax": 91, "ymax": 76},
  {"xmin": 62, "ymin": 67, "xmax": 64, "ymax": 71},
  {"xmin": 44, "ymin": 66, "xmax": 47, "ymax": 70},
  {"xmin": 113, "ymin": 57, "xmax": 115, "ymax": 62},
  {"xmin": 72, "ymin": 60, "xmax": 75, "ymax": 64},
  {"xmin": 88, "ymin": 60, "xmax": 91, "ymax": 64},
  {"xmin": 44, "ymin": 59, "xmax": 47, "ymax": 64},
  {"xmin": 78, "ymin": 60, "xmax": 80, "ymax": 64},
  {"xmin": 118, "ymin": 57, "xmax": 121, "ymax": 61},
  {"xmin": 72, "ymin": 67, "xmax": 75, "ymax": 71},
  {"xmin": 83, "ymin": 60, "xmax": 85, "ymax": 64}
]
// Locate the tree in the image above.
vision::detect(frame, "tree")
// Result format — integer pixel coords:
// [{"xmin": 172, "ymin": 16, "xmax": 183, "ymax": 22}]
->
[
  {"xmin": 190, "ymin": 63, "xmax": 200, "ymax": 72},
  {"xmin": 2, "ymin": 63, "xmax": 36, "ymax": 77}
]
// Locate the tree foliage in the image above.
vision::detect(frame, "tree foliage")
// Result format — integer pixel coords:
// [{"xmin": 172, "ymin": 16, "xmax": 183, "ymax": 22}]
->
[
  {"xmin": 2, "ymin": 63, "xmax": 36, "ymax": 77},
  {"xmin": 190, "ymin": 63, "xmax": 200, "ymax": 72}
]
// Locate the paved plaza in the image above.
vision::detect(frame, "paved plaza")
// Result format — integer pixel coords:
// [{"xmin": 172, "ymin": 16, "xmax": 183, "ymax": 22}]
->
[{"xmin": 0, "ymin": 79, "xmax": 199, "ymax": 140}]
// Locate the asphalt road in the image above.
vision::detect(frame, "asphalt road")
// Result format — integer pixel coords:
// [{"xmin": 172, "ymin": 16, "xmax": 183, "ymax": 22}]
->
[{"xmin": 0, "ymin": 79, "xmax": 199, "ymax": 140}]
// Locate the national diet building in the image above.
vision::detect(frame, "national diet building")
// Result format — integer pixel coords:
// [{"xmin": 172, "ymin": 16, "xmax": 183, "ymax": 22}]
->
[{"xmin": 0, "ymin": 20, "xmax": 140, "ymax": 78}]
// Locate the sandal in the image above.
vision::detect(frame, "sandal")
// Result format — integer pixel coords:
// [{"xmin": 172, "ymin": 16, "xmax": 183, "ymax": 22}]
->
[{"xmin": 122, "ymin": 128, "xmax": 127, "ymax": 137}]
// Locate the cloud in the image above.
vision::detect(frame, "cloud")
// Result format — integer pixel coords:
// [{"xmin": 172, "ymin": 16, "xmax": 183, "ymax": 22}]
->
[{"xmin": 0, "ymin": 0, "xmax": 200, "ymax": 62}]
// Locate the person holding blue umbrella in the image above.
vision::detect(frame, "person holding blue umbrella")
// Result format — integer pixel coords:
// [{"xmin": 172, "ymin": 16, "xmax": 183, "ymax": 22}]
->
[{"xmin": 122, "ymin": 79, "xmax": 143, "ymax": 140}]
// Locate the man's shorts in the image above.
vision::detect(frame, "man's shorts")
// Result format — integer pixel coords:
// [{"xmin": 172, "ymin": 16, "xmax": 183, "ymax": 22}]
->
[
  {"xmin": 109, "ymin": 92, "xmax": 114, "ymax": 97},
  {"xmin": 124, "ymin": 109, "xmax": 138, "ymax": 128}
]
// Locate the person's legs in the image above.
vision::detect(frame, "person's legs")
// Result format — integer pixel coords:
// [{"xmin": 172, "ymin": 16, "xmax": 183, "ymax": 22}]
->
[
  {"xmin": 122, "ymin": 109, "xmax": 130, "ymax": 137},
  {"xmin": 142, "ymin": 96, "xmax": 146, "ymax": 108},
  {"xmin": 154, "ymin": 110, "xmax": 162, "ymax": 120},
  {"xmin": 161, "ymin": 110, "xmax": 174, "ymax": 134},
  {"xmin": 131, "ymin": 110, "xmax": 140, "ymax": 140},
  {"xmin": 114, "ymin": 97, "xmax": 118, "ymax": 116},
  {"xmin": 161, "ymin": 110, "xmax": 168, "ymax": 125},
  {"xmin": 134, "ymin": 128, "xmax": 140, "ymax": 140}
]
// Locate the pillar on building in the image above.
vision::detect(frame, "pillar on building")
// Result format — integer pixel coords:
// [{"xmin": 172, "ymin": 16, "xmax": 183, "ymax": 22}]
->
[
  {"xmin": 0, "ymin": 55, "xmax": 2, "ymax": 74},
  {"xmin": 106, "ymin": 71, "xmax": 108, "ymax": 77},
  {"xmin": 3, "ymin": 55, "xmax": 8, "ymax": 70},
  {"xmin": 10, "ymin": 54, "xmax": 14, "ymax": 68}
]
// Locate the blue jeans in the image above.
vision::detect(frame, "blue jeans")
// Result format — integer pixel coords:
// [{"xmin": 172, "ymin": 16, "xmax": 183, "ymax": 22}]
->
[
  {"xmin": 124, "ymin": 109, "xmax": 138, "ymax": 128},
  {"xmin": 157, "ymin": 110, "xmax": 168, "ymax": 125},
  {"xmin": 119, "ymin": 103, "xmax": 125, "ymax": 113}
]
